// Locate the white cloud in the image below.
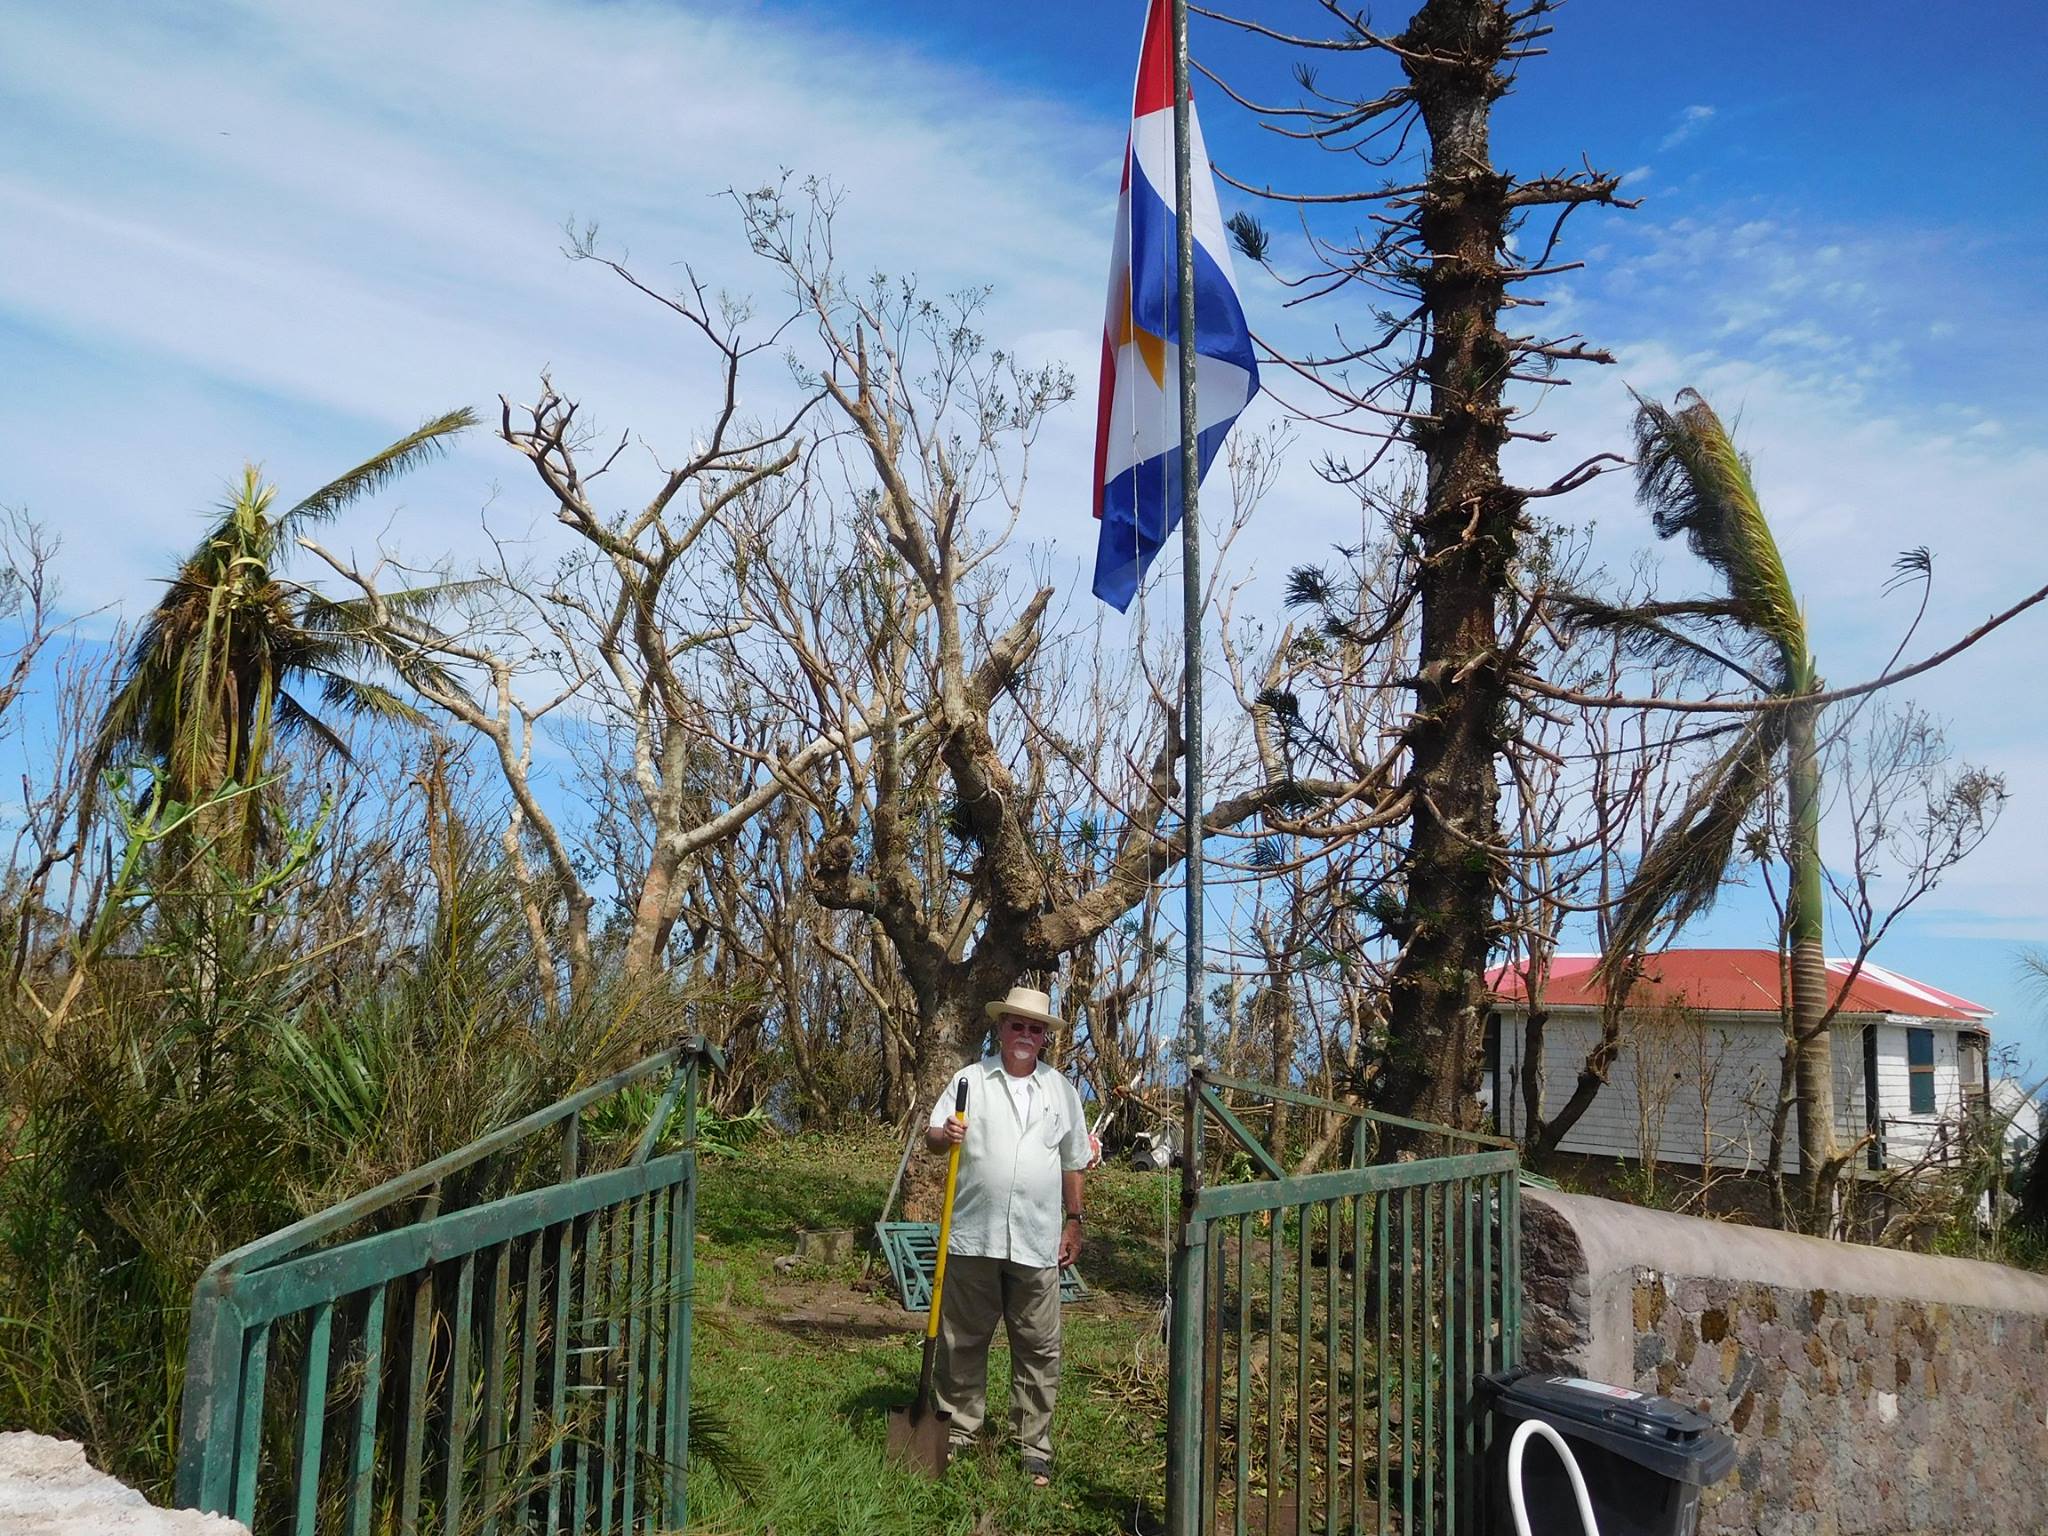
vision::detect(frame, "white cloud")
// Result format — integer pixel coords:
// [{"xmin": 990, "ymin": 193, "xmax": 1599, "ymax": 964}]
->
[
  {"xmin": 0, "ymin": 0, "xmax": 1113, "ymax": 607},
  {"xmin": 1658, "ymin": 103, "xmax": 1716, "ymax": 150},
  {"xmin": 2, "ymin": 1, "xmax": 2045, "ymax": 987}
]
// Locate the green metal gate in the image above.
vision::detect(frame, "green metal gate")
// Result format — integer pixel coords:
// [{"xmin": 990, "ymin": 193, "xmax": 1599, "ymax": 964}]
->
[
  {"xmin": 1167, "ymin": 1069, "xmax": 1521, "ymax": 1536},
  {"xmin": 175, "ymin": 1039, "xmax": 722, "ymax": 1534}
]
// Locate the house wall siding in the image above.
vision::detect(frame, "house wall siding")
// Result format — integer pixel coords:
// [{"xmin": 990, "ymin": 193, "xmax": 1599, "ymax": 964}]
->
[{"xmin": 1495, "ymin": 1008, "xmax": 1946, "ymax": 1173}]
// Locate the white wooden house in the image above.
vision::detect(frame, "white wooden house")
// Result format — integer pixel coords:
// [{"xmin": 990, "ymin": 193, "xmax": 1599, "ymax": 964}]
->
[{"xmin": 1483, "ymin": 949, "xmax": 1997, "ymax": 1175}]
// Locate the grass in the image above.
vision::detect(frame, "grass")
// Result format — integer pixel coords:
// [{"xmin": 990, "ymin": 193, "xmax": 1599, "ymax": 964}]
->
[{"xmin": 682, "ymin": 1130, "xmax": 1180, "ymax": 1535}]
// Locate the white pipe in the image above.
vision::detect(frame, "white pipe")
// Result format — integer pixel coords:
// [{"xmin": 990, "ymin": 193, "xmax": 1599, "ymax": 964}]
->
[{"xmin": 1506, "ymin": 1417, "xmax": 1603, "ymax": 1536}]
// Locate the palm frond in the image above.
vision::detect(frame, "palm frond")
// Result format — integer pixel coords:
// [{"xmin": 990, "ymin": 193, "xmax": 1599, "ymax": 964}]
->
[
  {"xmin": 1255, "ymin": 686, "xmax": 1300, "ymax": 719},
  {"xmin": 278, "ymin": 408, "xmax": 478, "ymax": 535},
  {"xmin": 1630, "ymin": 389, "xmax": 1807, "ymax": 674},
  {"xmin": 1553, "ymin": 593, "xmax": 1747, "ymax": 632},
  {"xmin": 313, "ymin": 672, "xmax": 430, "ymax": 728},
  {"xmin": 1551, "ymin": 592, "xmax": 1779, "ymax": 691},
  {"xmin": 299, "ymin": 577, "xmax": 493, "ymax": 635},
  {"xmin": 687, "ymin": 1396, "xmax": 766, "ymax": 1494},
  {"xmin": 275, "ymin": 691, "xmax": 355, "ymax": 763},
  {"xmin": 1884, "ymin": 546, "xmax": 1933, "ymax": 595},
  {"xmin": 303, "ymin": 615, "xmax": 472, "ymax": 704},
  {"xmin": 397, "ymin": 658, "xmax": 470, "ymax": 705},
  {"xmin": 1602, "ymin": 708, "xmax": 1787, "ymax": 971},
  {"xmin": 89, "ymin": 669, "xmax": 157, "ymax": 780},
  {"xmin": 266, "ymin": 632, "xmax": 370, "ymax": 677}
]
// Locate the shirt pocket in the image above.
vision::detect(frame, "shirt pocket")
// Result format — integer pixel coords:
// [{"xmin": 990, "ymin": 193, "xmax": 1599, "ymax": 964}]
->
[{"xmin": 1038, "ymin": 1104, "xmax": 1066, "ymax": 1148}]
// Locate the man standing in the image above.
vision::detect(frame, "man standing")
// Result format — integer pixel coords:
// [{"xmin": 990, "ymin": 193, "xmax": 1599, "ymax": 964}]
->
[{"xmin": 926, "ymin": 985, "xmax": 1094, "ymax": 1487}]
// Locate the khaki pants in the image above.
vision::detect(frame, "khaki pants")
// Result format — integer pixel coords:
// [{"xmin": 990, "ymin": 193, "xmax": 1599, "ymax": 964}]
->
[{"xmin": 933, "ymin": 1254, "xmax": 1062, "ymax": 1462}]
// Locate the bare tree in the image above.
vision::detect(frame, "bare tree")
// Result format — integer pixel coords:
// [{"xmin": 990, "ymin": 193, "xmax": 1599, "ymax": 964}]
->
[
  {"xmin": 307, "ymin": 242, "xmax": 869, "ymax": 1006},
  {"xmin": 1622, "ymin": 997, "xmax": 1700, "ymax": 1201},
  {"xmin": 721, "ymin": 181, "xmax": 1392, "ymax": 1108},
  {"xmin": 1199, "ymin": 0, "xmax": 1633, "ymax": 1135}
]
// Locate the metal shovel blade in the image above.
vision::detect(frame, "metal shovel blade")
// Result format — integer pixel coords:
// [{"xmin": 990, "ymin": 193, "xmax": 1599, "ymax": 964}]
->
[{"xmin": 885, "ymin": 1399, "xmax": 952, "ymax": 1477}]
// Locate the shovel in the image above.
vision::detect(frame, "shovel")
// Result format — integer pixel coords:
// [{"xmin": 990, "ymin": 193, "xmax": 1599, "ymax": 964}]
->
[{"xmin": 888, "ymin": 1077, "xmax": 968, "ymax": 1476}]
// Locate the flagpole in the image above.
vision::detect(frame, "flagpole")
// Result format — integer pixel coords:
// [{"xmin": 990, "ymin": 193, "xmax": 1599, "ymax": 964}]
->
[
  {"xmin": 1166, "ymin": 0, "xmax": 1207, "ymax": 1531},
  {"xmin": 1172, "ymin": 0, "xmax": 1204, "ymax": 1076}
]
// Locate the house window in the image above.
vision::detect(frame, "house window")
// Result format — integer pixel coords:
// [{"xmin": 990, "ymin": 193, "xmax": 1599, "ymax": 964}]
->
[{"xmin": 1907, "ymin": 1028, "xmax": 1936, "ymax": 1115}]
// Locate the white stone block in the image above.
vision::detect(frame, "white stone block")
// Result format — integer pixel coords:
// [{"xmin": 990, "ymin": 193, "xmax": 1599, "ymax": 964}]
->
[{"xmin": 0, "ymin": 1432, "xmax": 250, "ymax": 1535}]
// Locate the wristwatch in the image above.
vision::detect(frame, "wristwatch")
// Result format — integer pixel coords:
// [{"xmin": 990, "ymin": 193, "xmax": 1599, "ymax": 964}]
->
[{"xmin": 1064, "ymin": 1211, "xmax": 1084, "ymax": 1225}]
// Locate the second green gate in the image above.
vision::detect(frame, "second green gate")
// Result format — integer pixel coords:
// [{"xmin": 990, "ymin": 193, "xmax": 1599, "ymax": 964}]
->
[
  {"xmin": 176, "ymin": 1039, "xmax": 722, "ymax": 1534},
  {"xmin": 1167, "ymin": 1069, "xmax": 1521, "ymax": 1536}
]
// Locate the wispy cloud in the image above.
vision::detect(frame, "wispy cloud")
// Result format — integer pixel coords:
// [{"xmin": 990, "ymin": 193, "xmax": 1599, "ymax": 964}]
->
[
  {"xmin": 4, "ymin": 1, "xmax": 2046, "ymax": 997},
  {"xmin": 1658, "ymin": 103, "xmax": 1716, "ymax": 150},
  {"xmin": 0, "ymin": 0, "xmax": 1114, "ymax": 607},
  {"xmin": 1508, "ymin": 195, "xmax": 2048, "ymax": 939}
]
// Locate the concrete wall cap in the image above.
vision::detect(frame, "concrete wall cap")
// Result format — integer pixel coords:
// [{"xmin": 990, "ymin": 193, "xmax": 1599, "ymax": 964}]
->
[{"xmin": 1524, "ymin": 1188, "xmax": 2048, "ymax": 1317}]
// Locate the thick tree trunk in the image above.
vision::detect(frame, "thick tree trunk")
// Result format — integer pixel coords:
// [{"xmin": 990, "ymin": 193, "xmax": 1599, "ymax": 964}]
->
[
  {"xmin": 622, "ymin": 842, "xmax": 683, "ymax": 978},
  {"xmin": 1376, "ymin": 0, "xmax": 1517, "ymax": 1143},
  {"xmin": 2016, "ymin": 1124, "xmax": 2048, "ymax": 1238},
  {"xmin": 914, "ymin": 991, "xmax": 981, "ymax": 1106},
  {"xmin": 1519, "ymin": 1004, "xmax": 1548, "ymax": 1145},
  {"xmin": 899, "ymin": 990, "xmax": 990, "ymax": 1221}
]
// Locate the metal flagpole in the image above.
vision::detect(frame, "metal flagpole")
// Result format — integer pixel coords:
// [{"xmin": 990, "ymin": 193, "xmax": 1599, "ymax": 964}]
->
[
  {"xmin": 1171, "ymin": 0, "xmax": 1203, "ymax": 1076},
  {"xmin": 1165, "ymin": 0, "xmax": 1207, "ymax": 1529},
  {"xmin": 1172, "ymin": 0, "xmax": 1204, "ymax": 1077}
]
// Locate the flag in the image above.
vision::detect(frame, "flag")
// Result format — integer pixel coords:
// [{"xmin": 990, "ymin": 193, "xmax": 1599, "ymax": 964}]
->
[{"xmin": 1091, "ymin": 0, "xmax": 1259, "ymax": 612}]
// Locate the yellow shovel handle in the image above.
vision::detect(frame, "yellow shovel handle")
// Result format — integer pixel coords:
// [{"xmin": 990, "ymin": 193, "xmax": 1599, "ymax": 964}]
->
[{"xmin": 927, "ymin": 1113, "xmax": 965, "ymax": 1341}]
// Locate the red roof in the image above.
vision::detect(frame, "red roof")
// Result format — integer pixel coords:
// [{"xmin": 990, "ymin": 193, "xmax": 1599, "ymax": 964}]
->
[{"xmin": 1486, "ymin": 948, "xmax": 1990, "ymax": 1022}]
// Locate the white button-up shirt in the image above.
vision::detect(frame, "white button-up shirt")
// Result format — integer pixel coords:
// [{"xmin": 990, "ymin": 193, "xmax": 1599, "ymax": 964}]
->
[{"xmin": 927, "ymin": 1056, "xmax": 1092, "ymax": 1269}]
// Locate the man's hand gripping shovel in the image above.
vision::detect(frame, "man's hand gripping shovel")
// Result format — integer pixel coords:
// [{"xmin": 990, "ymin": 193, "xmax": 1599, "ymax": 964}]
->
[{"xmin": 887, "ymin": 1077, "xmax": 967, "ymax": 1476}]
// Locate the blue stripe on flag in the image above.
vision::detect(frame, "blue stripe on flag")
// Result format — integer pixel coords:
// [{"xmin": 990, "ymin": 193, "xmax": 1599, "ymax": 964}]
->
[
  {"xmin": 1126, "ymin": 157, "xmax": 1258, "ymax": 374},
  {"xmin": 1092, "ymin": 415, "xmax": 1243, "ymax": 611}
]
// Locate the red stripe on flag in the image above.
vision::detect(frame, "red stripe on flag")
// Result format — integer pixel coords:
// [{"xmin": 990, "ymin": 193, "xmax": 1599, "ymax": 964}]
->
[{"xmin": 1130, "ymin": 0, "xmax": 1175, "ymax": 118}]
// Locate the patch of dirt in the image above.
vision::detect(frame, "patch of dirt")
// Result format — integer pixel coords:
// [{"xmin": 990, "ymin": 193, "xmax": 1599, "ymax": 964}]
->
[{"xmin": 761, "ymin": 1279, "xmax": 923, "ymax": 1339}]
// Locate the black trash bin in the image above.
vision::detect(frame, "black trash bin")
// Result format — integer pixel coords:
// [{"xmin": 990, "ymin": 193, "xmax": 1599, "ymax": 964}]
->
[{"xmin": 1480, "ymin": 1368, "xmax": 1735, "ymax": 1536}]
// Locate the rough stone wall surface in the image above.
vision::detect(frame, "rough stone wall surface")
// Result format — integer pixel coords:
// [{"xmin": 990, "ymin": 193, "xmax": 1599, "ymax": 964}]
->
[
  {"xmin": 0, "ymin": 1432, "xmax": 250, "ymax": 1535},
  {"xmin": 1522, "ymin": 1189, "xmax": 2048, "ymax": 1536}
]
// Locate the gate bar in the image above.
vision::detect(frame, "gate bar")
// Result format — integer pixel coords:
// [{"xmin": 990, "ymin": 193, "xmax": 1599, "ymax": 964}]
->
[{"xmin": 204, "ymin": 1040, "xmax": 723, "ymax": 1285}]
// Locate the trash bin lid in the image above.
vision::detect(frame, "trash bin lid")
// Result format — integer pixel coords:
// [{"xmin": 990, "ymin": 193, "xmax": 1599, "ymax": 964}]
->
[{"xmin": 1481, "ymin": 1368, "xmax": 1737, "ymax": 1487}]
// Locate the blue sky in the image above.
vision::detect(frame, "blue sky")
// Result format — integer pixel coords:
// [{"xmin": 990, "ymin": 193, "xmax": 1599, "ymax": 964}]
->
[{"xmin": 3, "ymin": 0, "xmax": 2046, "ymax": 1072}]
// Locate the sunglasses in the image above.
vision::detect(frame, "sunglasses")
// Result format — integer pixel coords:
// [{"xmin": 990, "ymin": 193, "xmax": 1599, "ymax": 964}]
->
[{"xmin": 1000, "ymin": 1017, "xmax": 1048, "ymax": 1036}]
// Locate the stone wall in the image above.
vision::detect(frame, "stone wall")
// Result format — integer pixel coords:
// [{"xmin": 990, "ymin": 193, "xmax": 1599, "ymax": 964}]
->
[{"xmin": 1521, "ymin": 1189, "xmax": 2048, "ymax": 1536}]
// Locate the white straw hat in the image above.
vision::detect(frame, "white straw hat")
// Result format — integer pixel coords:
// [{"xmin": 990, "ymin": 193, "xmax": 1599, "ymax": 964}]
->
[{"xmin": 984, "ymin": 985, "xmax": 1065, "ymax": 1030}]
